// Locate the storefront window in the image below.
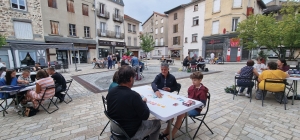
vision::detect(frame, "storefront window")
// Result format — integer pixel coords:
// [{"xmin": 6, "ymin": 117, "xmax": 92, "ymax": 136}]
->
[
  {"xmin": 115, "ymin": 49, "xmax": 124, "ymax": 58},
  {"xmin": 98, "ymin": 48, "xmax": 109, "ymax": 58},
  {"xmin": 0, "ymin": 54, "xmax": 10, "ymax": 68},
  {"xmin": 79, "ymin": 50, "xmax": 87, "ymax": 63},
  {"xmin": 205, "ymin": 44, "xmax": 223, "ymax": 59},
  {"xmin": 188, "ymin": 50, "xmax": 199, "ymax": 58},
  {"xmin": 171, "ymin": 50, "xmax": 180, "ymax": 58},
  {"xmin": 57, "ymin": 50, "xmax": 68, "ymax": 64},
  {"xmin": 19, "ymin": 50, "xmax": 36, "ymax": 66}
]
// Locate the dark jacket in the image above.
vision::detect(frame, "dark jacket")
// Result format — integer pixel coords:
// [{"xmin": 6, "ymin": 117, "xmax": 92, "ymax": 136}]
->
[
  {"xmin": 107, "ymin": 86, "xmax": 150, "ymax": 137},
  {"xmin": 51, "ymin": 72, "xmax": 67, "ymax": 91},
  {"xmin": 151, "ymin": 72, "xmax": 178, "ymax": 92},
  {"xmin": 183, "ymin": 58, "xmax": 189, "ymax": 65},
  {"xmin": 188, "ymin": 84, "xmax": 208, "ymax": 112},
  {"xmin": 190, "ymin": 59, "xmax": 197, "ymax": 65}
]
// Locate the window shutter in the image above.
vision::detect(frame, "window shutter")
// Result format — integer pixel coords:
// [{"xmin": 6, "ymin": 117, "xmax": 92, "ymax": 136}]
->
[
  {"xmin": 212, "ymin": 21, "xmax": 219, "ymax": 34},
  {"xmin": 14, "ymin": 22, "xmax": 33, "ymax": 39},
  {"xmin": 53, "ymin": 0, "xmax": 57, "ymax": 8},
  {"xmin": 71, "ymin": 1, "xmax": 75, "ymax": 12},
  {"xmin": 55, "ymin": 22, "xmax": 59, "ymax": 34},
  {"xmin": 213, "ymin": 0, "xmax": 220, "ymax": 13},
  {"xmin": 233, "ymin": 0, "xmax": 242, "ymax": 7},
  {"xmin": 48, "ymin": 0, "xmax": 53, "ymax": 7},
  {"xmin": 178, "ymin": 36, "xmax": 180, "ymax": 45}
]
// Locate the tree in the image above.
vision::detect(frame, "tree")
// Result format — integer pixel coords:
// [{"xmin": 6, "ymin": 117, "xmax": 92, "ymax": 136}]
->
[
  {"xmin": 139, "ymin": 32, "xmax": 155, "ymax": 58},
  {"xmin": 0, "ymin": 34, "xmax": 6, "ymax": 48},
  {"xmin": 237, "ymin": 0, "xmax": 300, "ymax": 60}
]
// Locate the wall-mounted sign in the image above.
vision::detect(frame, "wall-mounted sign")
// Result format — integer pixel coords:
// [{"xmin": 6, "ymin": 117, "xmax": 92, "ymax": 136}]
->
[
  {"xmin": 230, "ymin": 38, "xmax": 240, "ymax": 47},
  {"xmin": 98, "ymin": 40, "xmax": 126, "ymax": 47}
]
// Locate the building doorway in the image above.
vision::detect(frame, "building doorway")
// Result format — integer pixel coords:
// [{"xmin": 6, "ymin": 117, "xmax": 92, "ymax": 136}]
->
[{"xmin": 56, "ymin": 50, "xmax": 68, "ymax": 64}]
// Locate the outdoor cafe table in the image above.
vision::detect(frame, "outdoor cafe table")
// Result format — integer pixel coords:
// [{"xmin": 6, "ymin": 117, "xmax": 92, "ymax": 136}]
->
[
  {"xmin": 286, "ymin": 76, "xmax": 300, "ymax": 105},
  {"xmin": 132, "ymin": 85, "xmax": 204, "ymax": 140},
  {"xmin": 0, "ymin": 85, "xmax": 35, "ymax": 116}
]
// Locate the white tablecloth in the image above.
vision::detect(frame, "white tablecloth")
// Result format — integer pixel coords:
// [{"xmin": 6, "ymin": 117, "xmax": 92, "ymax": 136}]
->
[
  {"xmin": 132, "ymin": 85, "xmax": 204, "ymax": 121},
  {"xmin": 16, "ymin": 72, "xmax": 37, "ymax": 76},
  {"xmin": 20, "ymin": 85, "xmax": 36, "ymax": 92}
]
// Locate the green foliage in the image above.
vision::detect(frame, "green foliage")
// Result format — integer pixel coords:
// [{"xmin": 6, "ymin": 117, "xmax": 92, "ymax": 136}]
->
[
  {"xmin": 237, "ymin": 0, "xmax": 300, "ymax": 60},
  {"xmin": 258, "ymin": 51, "xmax": 268, "ymax": 60},
  {"xmin": 125, "ymin": 51, "xmax": 131, "ymax": 56},
  {"xmin": 0, "ymin": 34, "xmax": 6, "ymax": 48},
  {"xmin": 139, "ymin": 33, "xmax": 155, "ymax": 58}
]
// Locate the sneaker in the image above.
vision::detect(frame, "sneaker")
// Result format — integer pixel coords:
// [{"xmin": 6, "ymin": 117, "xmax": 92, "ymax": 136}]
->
[
  {"xmin": 245, "ymin": 93, "xmax": 250, "ymax": 97},
  {"xmin": 238, "ymin": 92, "xmax": 245, "ymax": 96}
]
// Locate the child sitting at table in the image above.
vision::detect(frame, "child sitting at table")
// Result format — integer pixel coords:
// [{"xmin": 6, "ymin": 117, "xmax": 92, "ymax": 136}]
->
[
  {"xmin": 160, "ymin": 71, "xmax": 208, "ymax": 140},
  {"xmin": 17, "ymin": 70, "xmax": 32, "ymax": 84}
]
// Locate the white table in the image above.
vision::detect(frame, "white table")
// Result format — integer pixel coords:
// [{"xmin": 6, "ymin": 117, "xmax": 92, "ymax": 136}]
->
[
  {"xmin": 16, "ymin": 72, "xmax": 37, "ymax": 76},
  {"xmin": 132, "ymin": 85, "xmax": 204, "ymax": 139}
]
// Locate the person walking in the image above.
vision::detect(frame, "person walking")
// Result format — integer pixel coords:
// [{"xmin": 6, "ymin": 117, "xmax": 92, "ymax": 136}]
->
[
  {"xmin": 112, "ymin": 54, "xmax": 116, "ymax": 69},
  {"xmin": 116, "ymin": 53, "xmax": 121, "ymax": 68},
  {"xmin": 210, "ymin": 52, "xmax": 215, "ymax": 64},
  {"xmin": 107, "ymin": 53, "xmax": 113, "ymax": 70}
]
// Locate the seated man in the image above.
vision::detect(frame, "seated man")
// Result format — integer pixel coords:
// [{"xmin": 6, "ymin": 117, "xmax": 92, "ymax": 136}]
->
[
  {"xmin": 107, "ymin": 66, "xmax": 161, "ymax": 140},
  {"xmin": 197, "ymin": 56, "xmax": 206, "ymax": 71},
  {"xmin": 33, "ymin": 63, "xmax": 41, "ymax": 71},
  {"xmin": 256, "ymin": 61, "xmax": 289, "ymax": 103},
  {"xmin": 47, "ymin": 67, "xmax": 67, "ymax": 102},
  {"xmin": 151, "ymin": 63, "xmax": 178, "ymax": 98}
]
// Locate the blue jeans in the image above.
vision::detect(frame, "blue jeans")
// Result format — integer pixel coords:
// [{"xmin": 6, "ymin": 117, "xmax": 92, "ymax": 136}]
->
[
  {"xmin": 188, "ymin": 109, "xmax": 200, "ymax": 117},
  {"xmin": 107, "ymin": 60, "xmax": 112, "ymax": 69},
  {"xmin": 237, "ymin": 81, "xmax": 254, "ymax": 94},
  {"xmin": 112, "ymin": 60, "xmax": 115, "ymax": 68}
]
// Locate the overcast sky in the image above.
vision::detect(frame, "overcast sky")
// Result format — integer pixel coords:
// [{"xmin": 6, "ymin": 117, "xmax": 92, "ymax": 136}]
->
[{"xmin": 123, "ymin": 0, "xmax": 272, "ymax": 29}]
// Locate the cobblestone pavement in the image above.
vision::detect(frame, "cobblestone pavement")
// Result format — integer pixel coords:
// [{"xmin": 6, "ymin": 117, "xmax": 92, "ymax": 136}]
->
[{"xmin": 0, "ymin": 60, "xmax": 300, "ymax": 140}]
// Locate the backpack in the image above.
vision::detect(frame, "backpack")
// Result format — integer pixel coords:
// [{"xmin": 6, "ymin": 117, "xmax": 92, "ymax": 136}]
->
[{"xmin": 107, "ymin": 56, "xmax": 111, "ymax": 61}]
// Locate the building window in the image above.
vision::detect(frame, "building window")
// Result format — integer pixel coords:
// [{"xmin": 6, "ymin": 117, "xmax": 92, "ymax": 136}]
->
[
  {"xmin": 99, "ymin": 3, "xmax": 105, "ymax": 14},
  {"xmin": 50, "ymin": 21, "xmax": 59, "ymax": 35},
  {"xmin": 100, "ymin": 22, "xmax": 106, "ymax": 35},
  {"xmin": 128, "ymin": 23, "xmax": 132, "ymax": 32},
  {"xmin": 161, "ymin": 18, "xmax": 163, "ymax": 23},
  {"xmin": 173, "ymin": 24, "xmax": 178, "ymax": 33},
  {"xmin": 160, "ymin": 38, "xmax": 164, "ymax": 46},
  {"xmin": 13, "ymin": 21, "xmax": 33, "ymax": 39},
  {"xmin": 67, "ymin": 0, "xmax": 75, "ymax": 13},
  {"xmin": 233, "ymin": 0, "xmax": 242, "ymax": 8},
  {"xmin": 155, "ymin": 39, "xmax": 158, "ymax": 46},
  {"xmin": 82, "ymin": 4, "xmax": 89, "ymax": 16},
  {"xmin": 84, "ymin": 26, "xmax": 90, "ymax": 37},
  {"xmin": 133, "ymin": 25, "xmax": 136, "ymax": 33},
  {"xmin": 174, "ymin": 13, "xmax": 178, "ymax": 20},
  {"xmin": 194, "ymin": 4, "xmax": 198, "ymax": 11},
  {"xmin": 192, "ymin": 34, "xmax": 198, "ymax": 42},
  {"xmin": 156, "ymin": 20, "xmax": 158, "ymax": 25},
  {"xmin": 115, "ymin": 8, "xmax": 119, "ymax": 18},
  {"xmin": 11, "ymin": 0, "xmax": 27, "ymax": 11},
  {"xmin": 134, "ymin": 38, "xmax": 137, "ymax": 46},
  {"xmin": 128, "ymin": 37, "xmax": 131, "ymax": 46},
  {"xmin": 155, "ymin": 28, "xmax": 158, "ymax": 34},
  {"xmin": 213, "ymin": 0, "xmax": 220, "ymax": 13},
  {"xmin": 48, "ymin": 0, "xmax": 57, "ymax": 8},
  {"xmin": 185, "ymin": 37, "xmax": 187, "ymax": 43},
  {"xmin": 212, "ymin": 20, "xmax": 219, "ymax": 34},
  {"xmin": 115, "ymin": 25, "xmax": 121, "ymax": 37},
  {"xmin": 69, "ymin": 24, "xmax": 76, "ymax": 36},
  {"xmin": 173, "ymin": 36, "xmax": 180, "ymax": 45},
  {"xmin": 193, "ymin": 17, "xmax": 199, "ymax": 26},
  {"xmin": 161, "ymin": 27, "xmax": 163, "ymax": 33},
  {"xmin": 232, "ymin": 18, "xmax": 239, "ymax": 31}
]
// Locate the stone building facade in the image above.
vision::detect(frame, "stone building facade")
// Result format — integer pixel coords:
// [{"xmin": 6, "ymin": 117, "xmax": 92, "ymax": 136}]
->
[
  {"xmin": 0, "ymin": 0, "xmax": 45, "ymax": 68},
  {"xmin": 124, "ymin": 14, "xmax": 141, "ymax": 58}
]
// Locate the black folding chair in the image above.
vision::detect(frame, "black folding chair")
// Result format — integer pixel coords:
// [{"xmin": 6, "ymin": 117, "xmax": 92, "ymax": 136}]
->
[
  {"xmin": 176, "ymin": 83, "xmax": 181, "ymax": 95},
  {"xmin": 100, "ymin": 95, "xmax": 110, "ymax": 136},
  {"xmin": 104, "ymin": 110, "xmax": 131, "ymax": 140},
  {"xmin": 55, "ymin": 79, "xmax": 73, "ymax": 104},
  {"xmin": 262, "ymin": 79, "xmax": 288, "ymax": 110},
  {"xmin": 38, "ymin": 85, "xmax": 59, "ymax": 114},
  {"xmin": 233, "ymin": 76, "xmax": 255, "ymax": 102},
  {"xmin": 181, "ymin": 92, "xmax": 213, "ymax": 139}
]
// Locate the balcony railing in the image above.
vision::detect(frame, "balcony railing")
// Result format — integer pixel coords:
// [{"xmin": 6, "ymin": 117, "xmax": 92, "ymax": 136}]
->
[
  {"xmin": 96, "ymin": 9, "xmax": 110, "ymax": 19},
  {"xmin": 155, "ymin": 42, "xmax": 165, "ymax": 46},
  {"xmin": 132, "ymin": 30, "xmax": 136, "ymax": 34},
  {"xmin": 113, "ymin": 14, "xmax": 124, "ymax": 23},
  {"xmin": 97, "ymin": 29, "xmax": 124, "ymax": 39}
]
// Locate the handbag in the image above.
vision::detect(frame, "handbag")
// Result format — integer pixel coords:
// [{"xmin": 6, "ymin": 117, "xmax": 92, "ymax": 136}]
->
[{"xmin": 24, "ymin": 107, "xmax": 38, "ymax": 117}]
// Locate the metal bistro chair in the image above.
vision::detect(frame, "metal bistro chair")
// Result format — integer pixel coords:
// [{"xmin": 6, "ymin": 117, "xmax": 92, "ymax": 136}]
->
[
  {"xmin": 181, "ymin": 92, "xmax": 213, "ymax": 139},
  {"xmin": 234, "ymin": 76, "xmax": 255, "ymax": 102},
  {"xmin": 262, "ymin": 79, "xmax": 288, "ymax": 110},
  {"xmin": 39, "ymin": 85, "xmax": 59, "ymax": 114},
  {"xmin": 56, "ymin": 79, "xmax": 73, "ymax": 104},
  {"xmin": 100, "ymin": 95, "xmax": 110, "ymax": 136}
]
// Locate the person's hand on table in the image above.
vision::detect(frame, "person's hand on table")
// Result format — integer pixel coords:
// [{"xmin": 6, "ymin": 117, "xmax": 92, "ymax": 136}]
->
[
  {"xmin": 24, "ymin": 81, "xmax": 29, "ymax": 84},
  {"xmin": 155, "ymin": 91, "xmax": 162, "ymax": 98},
  {"xmin": 142, "ymin": 97, "xmax": 147, "ymax": 102},
  {"xmin": 162, "ymin": 87, "xmax": 171, "ymax": 92}
]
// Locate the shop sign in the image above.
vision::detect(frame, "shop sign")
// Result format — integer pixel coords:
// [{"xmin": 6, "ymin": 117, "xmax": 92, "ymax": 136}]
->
[
  {"xmin": 230, "ymin": 38, "xmax": 240, "ymax": 47},
  {"xmin": 206, "ymin": 39, "xmax": 223, "ymax": 44}
]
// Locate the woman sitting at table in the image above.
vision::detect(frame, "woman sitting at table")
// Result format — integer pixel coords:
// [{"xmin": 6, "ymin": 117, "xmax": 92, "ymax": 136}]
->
[
  {"xmin": 253, "ymin": 57, "xmax": 268, "ymax": 72},
  {"xmin": 108, "ymin": 71, "xmax": 119, "ymax": 91},
  {"xmin": 161, "ymin": 55, "xmax": 166, "ymax": 63},
  {"xmin": 197, "ymin": 56, "xmax": 205, "ymax": 71},
  {"xmin": 17, "ymin": 70, "xmax": 32, "ymax": 84},
  {"xmin": 277, "ymin": 59, "xmax": 290, "ymax": 72},
  {"xmin": 22, "ymin": 70, "xmax": 55, "ymax": 109},
  {"xmin": 0, "ymin": 69, "xmax": 18, "ymax": 99},
  {"xmin": 256, "ymin": 61, "xmax": 289, "ymax": 103},
  {"xmin": 92, "ymin": 58, "xmax": 101, "ymax": 68},
  {"xmin": 190, "ymin": 57, "xmax": 197, "ymax": 71},
  {"xmin": 182, "ymin": 56, "xmax": 190, "ymax": 69},
  {"xmin": 237, "ymin": 60, "xmax": 259, "ymax": 97}
]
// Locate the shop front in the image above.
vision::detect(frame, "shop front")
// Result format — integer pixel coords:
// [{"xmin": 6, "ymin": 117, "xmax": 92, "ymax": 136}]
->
[
  {"xmin": 168, "ymin": 46, "xmax": 182, "ymax": 60},
  {"xmin": 127, "ymin": 46, "xmax": 141, "ymax": 58},
  {"xmin": 0, "ymin": 47, "xmax": 13, "ymax": 68},
  {"xmin": 202, "ymin": 33, "xmax": 246, "ymax": 62},
  {"xmin": 98, "ymin": 40, "xmax": 126, "ymax": 58}
]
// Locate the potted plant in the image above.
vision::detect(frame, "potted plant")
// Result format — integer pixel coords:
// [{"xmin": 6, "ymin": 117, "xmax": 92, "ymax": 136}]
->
[{"xmin": 258, "ymin": 51, "xmax": 267, "ymax": 64}]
